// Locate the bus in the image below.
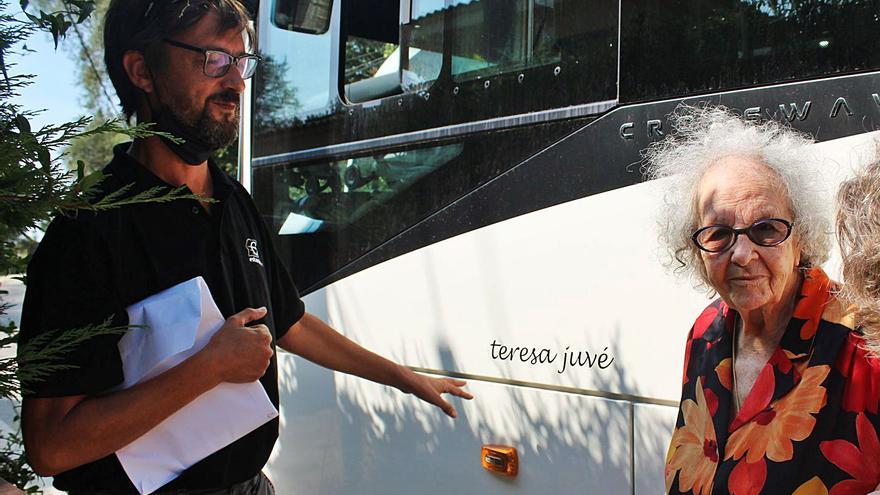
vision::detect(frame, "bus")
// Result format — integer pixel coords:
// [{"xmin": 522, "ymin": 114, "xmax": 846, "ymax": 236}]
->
[{"xmin": 239, "ymin": 0, "xmax": 880, "ymax": 493}]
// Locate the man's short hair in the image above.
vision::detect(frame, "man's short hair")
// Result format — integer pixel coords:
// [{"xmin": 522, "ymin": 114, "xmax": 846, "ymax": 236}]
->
[{"xmin": 104, "ymin": 0, "xmax": 254, "ymax": 120}]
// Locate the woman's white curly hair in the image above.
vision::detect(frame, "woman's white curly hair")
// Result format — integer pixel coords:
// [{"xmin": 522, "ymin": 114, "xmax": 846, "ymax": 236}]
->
[
  {"xmin": 642, "ymin": 104, "xmax": 831, "ymax": 293},
  {"xmin": 837, "ymin": 152, "xmax": 880, "ymax": 357}
]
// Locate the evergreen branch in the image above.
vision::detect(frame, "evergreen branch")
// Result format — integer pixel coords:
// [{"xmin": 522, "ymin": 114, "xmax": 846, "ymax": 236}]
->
[
  {"xmin": 84, "ymin": 184, "xmax": 215, "ymax": 211},
  {"xmin": 16, "ymin": 317, "xmax": 135, "ymax": 398},
  {"xmin": 0, "ymin": 194, "xmax": 38, "ymax": 202},
  {"xmin": 0, "ymin": 424, "xmax": 42, "ymax": 494}
]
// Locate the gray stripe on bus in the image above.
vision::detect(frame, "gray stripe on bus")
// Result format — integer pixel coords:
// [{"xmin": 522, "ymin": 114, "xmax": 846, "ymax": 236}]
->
[
  {"xmin": 407, "ymin": 366, "xmax": 680, "ymax": 408},
  {"xmin": 252, "ymin": 99, "xmax": 618, "ymax": 167}
]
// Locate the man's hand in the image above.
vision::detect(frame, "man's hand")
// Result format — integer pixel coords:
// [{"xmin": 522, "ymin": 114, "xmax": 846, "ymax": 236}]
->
[
  {"xmin": 201, "ymin": 307, "xmax": 273, "ymax": 383},
  {"xmin": 22, "ymin": 307, "xmax": 275, "ymax": 476},
  {"xmin": 279, "ymin": 313, "xmax": 475, "ymax": 419},
  {"xmin": 398, "ymin": 369, "xmax": 473, "ymax": 418}
]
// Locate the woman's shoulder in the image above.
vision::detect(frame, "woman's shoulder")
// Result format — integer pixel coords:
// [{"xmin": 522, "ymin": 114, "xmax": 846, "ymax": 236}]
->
[{"xmin": 688, "ymin": 298, "xmax": 729, "ymax": 342}]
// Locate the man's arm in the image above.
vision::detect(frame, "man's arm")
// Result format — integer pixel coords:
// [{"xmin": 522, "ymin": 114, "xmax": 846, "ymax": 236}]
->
[
  {"xmin": 277, "ymin": 312, "xmax": 473, "ymax": 418},
  {"xmin": 22, "ymin": 307, "xmax": 273, "ymax": 476}
]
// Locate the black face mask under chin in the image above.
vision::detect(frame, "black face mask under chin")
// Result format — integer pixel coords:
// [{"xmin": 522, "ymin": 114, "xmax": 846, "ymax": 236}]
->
[{"xmin": 150, "ymin": 104, "xmax": 216, "ymax": 165}]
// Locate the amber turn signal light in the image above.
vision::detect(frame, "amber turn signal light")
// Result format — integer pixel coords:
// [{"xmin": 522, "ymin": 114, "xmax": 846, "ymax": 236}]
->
[{"xmin": 481, "ymin": 444, "xmax": 518, "ymax": 477}]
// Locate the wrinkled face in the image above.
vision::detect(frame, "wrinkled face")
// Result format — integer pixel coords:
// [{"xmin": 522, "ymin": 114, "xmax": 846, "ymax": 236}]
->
[
  {"xmin": 695, "ymin": 156, "xmax": 802, "ymax": 313},
  {"xmin": 150, "ymin": 11, "xmax": 246, "ymax": 148}
]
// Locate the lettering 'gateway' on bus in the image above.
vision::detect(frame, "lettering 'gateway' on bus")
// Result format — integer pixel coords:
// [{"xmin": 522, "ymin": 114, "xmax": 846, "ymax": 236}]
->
[{"xmin": 238, "ymin": 0, "xmax": 880, "ymax": 493}]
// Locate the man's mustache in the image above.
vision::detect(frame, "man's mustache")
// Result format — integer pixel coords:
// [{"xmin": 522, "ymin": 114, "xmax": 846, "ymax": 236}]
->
[{"xmin": 209, "ymin": 91, "xmax": 240, "ymax": 104}]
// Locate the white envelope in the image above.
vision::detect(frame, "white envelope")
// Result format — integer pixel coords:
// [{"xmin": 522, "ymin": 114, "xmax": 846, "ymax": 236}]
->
[{"xmin": 116, "ymin": 276, "xmax": 279, "ymax": 495}]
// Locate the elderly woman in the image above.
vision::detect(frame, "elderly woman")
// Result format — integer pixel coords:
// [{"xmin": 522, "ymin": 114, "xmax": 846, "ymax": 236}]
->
[{"xmin": 646, "ymin": 106, "xmax": 880, "ymax": 495}]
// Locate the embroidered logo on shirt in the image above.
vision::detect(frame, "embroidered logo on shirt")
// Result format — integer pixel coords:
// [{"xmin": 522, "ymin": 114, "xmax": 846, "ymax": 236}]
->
[{"xmin": 245, "ymin": 238, "xmax": 263, "ymax": 266}]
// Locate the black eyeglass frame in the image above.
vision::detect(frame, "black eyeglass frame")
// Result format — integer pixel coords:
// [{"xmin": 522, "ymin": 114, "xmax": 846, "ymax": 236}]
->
[
  {"xmin": 691, "ymin": 218, "xmax": 794, "ymax": 253},
  {"xmin": 162, "ymin": 38, "xmax": 261, "ymax": 79}
]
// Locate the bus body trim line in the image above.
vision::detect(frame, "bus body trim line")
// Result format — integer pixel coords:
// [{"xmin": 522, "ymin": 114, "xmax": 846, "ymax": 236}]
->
[
  {"xmin": 407, "ymin": 366, "xmax": 680, "ymax": 407},
  {"xmin": 252, "ymin": 99, "xmax": 618, "ymax": 167}
]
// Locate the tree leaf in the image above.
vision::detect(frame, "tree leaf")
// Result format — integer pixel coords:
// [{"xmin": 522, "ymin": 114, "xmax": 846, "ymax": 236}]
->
[
  {"xmin": 78, "ymin": 170, "xmax": 105, "ymax": 194},
  {"xmin": 19, "ymin": 0, "xmax": 28, "ymax": 12},
  {"xmin": 77, "ymin": 4, "xmax": 95, "ymax": 24},
  {"xmin": 37, "ymin": 147, "xmax": 51, "ymax": 173},
  {"xmin": 76, "ymin": 160, "xmax": 85, "ymax": 182},
  {"xmin": 14, "ymin": 114, "xmax": 30, "ymax": 134}
]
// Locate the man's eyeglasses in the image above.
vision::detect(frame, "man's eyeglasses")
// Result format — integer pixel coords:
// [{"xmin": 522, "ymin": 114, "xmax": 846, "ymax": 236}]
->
[
  {"xmin": 163, "ymin": 39, "xmax": 261, "ymax": 79},
  {"xmin": 691, "ymin": 218, "xmax": 794, "ymax": 253}
]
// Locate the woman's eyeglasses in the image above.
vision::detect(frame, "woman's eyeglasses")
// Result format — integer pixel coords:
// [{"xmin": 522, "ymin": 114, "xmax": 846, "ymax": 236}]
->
[{"xmin": 692, "ymin": 218, "xmax": 794, "ymax": 253}]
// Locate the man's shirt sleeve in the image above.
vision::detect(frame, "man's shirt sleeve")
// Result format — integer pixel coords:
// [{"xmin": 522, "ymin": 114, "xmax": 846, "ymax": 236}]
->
[
  {"xmin": 18, "ymin": 216, "xmax": 126, "ymax": 398},
  {"xmin": 260, "ymin": 220, "xmax": 305, "ymax": 341}
]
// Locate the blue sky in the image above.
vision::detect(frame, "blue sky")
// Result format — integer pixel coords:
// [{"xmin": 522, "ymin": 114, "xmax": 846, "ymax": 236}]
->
[{"xmin": 5, "ymin": 3, "xmax": 88, "ymax": 130}]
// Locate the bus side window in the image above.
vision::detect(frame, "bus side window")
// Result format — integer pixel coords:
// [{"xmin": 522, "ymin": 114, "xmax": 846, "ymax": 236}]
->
[
  {"xmin": 341, "ymin": 0, "xmax": 402, "ymax": 103},
  {"xmin": 273, "ymin": 0, "xmax": 333, "ymax": 34},
  {"xmin": 621, "ymin": 0, "xmax": 880, "ymax": 102},
  {"xmin": 400, "ymin": 0, "xmax": 617, "ymax": 96}
]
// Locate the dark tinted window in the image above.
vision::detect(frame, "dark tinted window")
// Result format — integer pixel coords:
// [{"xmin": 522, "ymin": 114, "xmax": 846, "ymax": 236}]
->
[
  {"xmin": 621, "ymin": 0, "xmax": 880, "ymax": 102},
  {"xmin": 340, "ymin": 0, "xmax": 402, "ymax": 102},
  {"xmin": 252, "ymin": 0, "xmax": 618, "ymax": 157},
  {"xmin": 251, "ymin": 119, "xmax": 585, "ymax": 291},
  {"xmin": 272, "ymin": 0, "xmax": 332, "ymax": 34}
]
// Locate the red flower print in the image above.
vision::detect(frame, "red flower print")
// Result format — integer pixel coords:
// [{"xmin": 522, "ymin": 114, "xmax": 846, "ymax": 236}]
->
[
  {"xmin": 693, "ymin": 305, "xmax": 719, "ymax": 340},
  {"xmin": 666, "ymin": 379, "xmax": 718, "ymax": 495},
  {"xmin": 727, "ymin": 366, "xmax": 829, "ymax": 463},
  {"xmin": 836, "ymin": 333, "xmax": 880, "ymax": 415},
  {"xmin": 728, "ymin": 457, "xmax": 767, "ymax": 495},
  {"xmin": 820, "ymin": 413, "xmax": 880, "ymax": 495},
  {"xmin": 716, "ymin": 358, "xmax": 732, "ymax": 391},
  {"xmin": 704, "ymin": 387, "xmax": 719, "ymax": 416},
  {"xmin": 792, "ymin": 268, "xmax": 831, "ymax": 340},
  {"xmin": 792, "ymin": 477, "xmax": 829, "ymax": 495}
]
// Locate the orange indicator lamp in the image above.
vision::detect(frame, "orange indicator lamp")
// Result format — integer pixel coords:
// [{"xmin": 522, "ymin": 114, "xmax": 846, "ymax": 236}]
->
[{"xmin": 481, "ymin": 444, "xmax": 518, "ymax": 477}]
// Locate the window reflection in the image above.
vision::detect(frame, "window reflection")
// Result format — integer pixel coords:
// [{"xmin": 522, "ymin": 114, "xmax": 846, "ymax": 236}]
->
[
  {"xmin": 621, "ymin": 0, "xmax": 880, "ymax": 101},
  {"xmin": 256, "ymin": 4, "xmax": 336, "ymax": 126},
  {"xmin": 253, "ymin": 0, "xmax": 617, "ymax": 154},
  {"xmin": 450, "ymin": 0, "xmax": 560, "ymax": 81},
  {"xmin": 403, "ymin": 0, "xmax": 596, "ymax": 89},
  {"xmin": 272, "ymin": 144, "xmax": 465, "ymax": 234}
]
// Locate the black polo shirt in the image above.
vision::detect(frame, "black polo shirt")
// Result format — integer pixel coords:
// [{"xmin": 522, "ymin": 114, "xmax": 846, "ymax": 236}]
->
[{"xmin": 18, "ymin": 144, "xmax": 305, "ymax": 492}]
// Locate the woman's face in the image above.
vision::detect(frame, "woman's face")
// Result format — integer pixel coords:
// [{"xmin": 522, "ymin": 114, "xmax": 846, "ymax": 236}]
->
[{"xmin": 695, "ymin": 156, "xmax": 802, "ymax": 313}]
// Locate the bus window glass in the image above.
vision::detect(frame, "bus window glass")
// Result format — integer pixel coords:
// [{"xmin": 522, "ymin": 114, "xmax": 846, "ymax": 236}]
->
[
  {"xmin": 341, "ymin": 0, "xmax": 403, "ymax": 102},
  {"xmin": 402, "ymin": 0, "xmax": 608, "ymax": 91},
  {"xmin": 253, "ymin": 0, "xmax": 616, "ymax": 157},
  {"xmin": 343, "ymin": 37, "xmax": 400, "ymax": 102},
  {"xmin": 401, "ymin": 0, "xmax": 445, "ymax": 91},
  {"xmin": 273, "ymin": 0, "xmax": 332, "ymax": 34},
  {"xmin": 251, "ymin": 119, "xmax": 584, "ymax": 290},
  {"xmin": 272, "ymin": 144, "xmax": 464, "ymax": 236},
  {"xmin": 621, "ymin": 0, "xmax": 880, "ymax": 101},
  {"xmin": 412, "ymin": 0, "xmax": 444, "ymax": 18},
  {"xmin": 259, "ymin": 3, "xmax": 335, "ymax": 125},
  {"xmin": 449, "ymin": 0, "xmax": 560, "ymax": 81}
]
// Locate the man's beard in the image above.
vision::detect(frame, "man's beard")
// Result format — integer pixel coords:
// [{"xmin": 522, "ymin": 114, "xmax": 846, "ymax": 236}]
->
[
  {"xmin": 150, "ymin": 88, "xmax": 241, "ymax": 165},
  {"xmin": 169, "ymin": 90, "xmax": 240, "ymax": 150}
]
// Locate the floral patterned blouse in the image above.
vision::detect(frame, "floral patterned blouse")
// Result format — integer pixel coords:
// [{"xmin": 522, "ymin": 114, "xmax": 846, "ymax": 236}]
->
[{"xmin": 666, "ymin": 268, "xmax": 880, "ymax": 495}]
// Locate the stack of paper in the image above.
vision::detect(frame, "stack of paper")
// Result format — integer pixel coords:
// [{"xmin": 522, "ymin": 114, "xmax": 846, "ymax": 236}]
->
[{"xmin": 116, "ymin": 277, "xmax": 279, "ymax": 495}]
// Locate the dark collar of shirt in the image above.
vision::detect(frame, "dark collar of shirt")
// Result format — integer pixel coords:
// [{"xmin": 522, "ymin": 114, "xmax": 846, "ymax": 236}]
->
[{"xmin": 102, "ymin": 143, "xmax": 235, "ymax": 204}]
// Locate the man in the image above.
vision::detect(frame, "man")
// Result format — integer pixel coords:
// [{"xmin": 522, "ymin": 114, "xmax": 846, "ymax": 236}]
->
[{"xmin": 18, "ymin": 1, "xmax": 472, "ymax": 493}]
